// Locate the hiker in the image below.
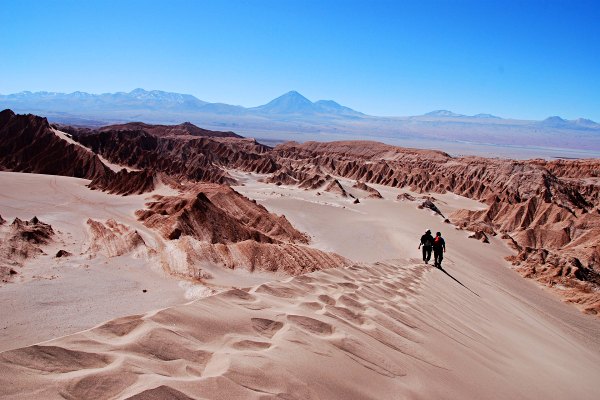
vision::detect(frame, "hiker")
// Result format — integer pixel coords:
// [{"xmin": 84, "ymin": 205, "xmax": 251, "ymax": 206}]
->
[
  {"xmin": 433, "ymin": 231, "xmax": 446, "ymax": 268},
  {"xmin": 418, "ymin": 229, "xmax": 434, "ymax": 264}
]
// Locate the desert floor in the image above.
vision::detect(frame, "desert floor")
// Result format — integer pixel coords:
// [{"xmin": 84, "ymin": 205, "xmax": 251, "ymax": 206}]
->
[{"xmin": 0, "ymin": 171, "xmax": 599, "ymax": 399}]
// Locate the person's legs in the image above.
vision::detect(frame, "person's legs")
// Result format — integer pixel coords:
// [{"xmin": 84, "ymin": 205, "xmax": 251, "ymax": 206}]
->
[
  {"xmin": 434, "ymin": 249, "xmax": 443, "ymax": 268},
  {"xmin": 425, "ymin": 246, "xmax": 432, "ymax": 263},
  {"xmin": 422, "ymin": 246, "xmax": 428, "ymax": 263}
]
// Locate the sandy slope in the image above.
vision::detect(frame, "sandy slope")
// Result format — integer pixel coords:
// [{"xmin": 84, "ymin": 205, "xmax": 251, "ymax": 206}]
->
[
  {"xmin": 0, "ymin": 172, "xmax": 214, "ymax": 351},
  {"xmin": 1, "ymin": 171, "xmax": 599, "ymax": 399},
  {"xmin": 1, "ymin": 259, "xmax": 598, "ymax": 399},
  {"xmin": 231, "ymin": 171, "xmax": 489, "ymax": 263}
]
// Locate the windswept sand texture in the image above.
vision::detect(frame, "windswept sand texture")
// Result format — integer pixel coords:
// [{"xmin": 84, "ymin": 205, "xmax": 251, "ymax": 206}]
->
[{"xmin": 1, "ymin": 258, "xmax": 599, "ymax": 399}]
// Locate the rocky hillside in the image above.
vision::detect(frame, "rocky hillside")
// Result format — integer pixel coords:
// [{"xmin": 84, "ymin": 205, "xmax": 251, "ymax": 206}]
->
[
  {"xmin": 0, "ymin": 109, "xmax": 110, "ymax": 179},
  {"xmin": 267, "ymin": 141, "xmax": 600, "ymax": 314}
]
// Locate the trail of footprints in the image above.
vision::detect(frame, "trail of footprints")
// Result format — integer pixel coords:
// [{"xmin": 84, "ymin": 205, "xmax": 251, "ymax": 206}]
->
[{"xmin": 0, "ymin": 260, "xmax": 431, "ymax": 399}]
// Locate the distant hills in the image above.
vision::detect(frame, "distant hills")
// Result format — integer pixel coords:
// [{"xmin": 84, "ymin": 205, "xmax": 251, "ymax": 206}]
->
[
  {"xmin": 1, "ymin": 88, "xmax": 599, "ymax": 157},
  {"xmin": 252, "ymin": 91, "xmax": 363, "ymax": 116},
  {"xmin": 1, "ymin": 88, "xmax": 597, "ymax": 126},
  {"xmin": 0, "ymin": 89, "xmax": 363, "ymax": 118},
  {"xmin": 424, "ymin": 110, "xmax": 502, "ymax": 119}
]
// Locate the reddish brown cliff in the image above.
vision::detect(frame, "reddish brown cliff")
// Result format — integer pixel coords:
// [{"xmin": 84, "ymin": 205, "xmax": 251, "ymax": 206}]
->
[{"xmin": 0, "ymin": 109, "xmax": 110, "ymax": 180}]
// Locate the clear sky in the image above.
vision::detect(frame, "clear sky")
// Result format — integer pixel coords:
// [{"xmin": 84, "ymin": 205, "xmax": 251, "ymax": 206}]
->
[{"xmin": 1, "ymin": 0, "xmax": 599, "ymax": 120}]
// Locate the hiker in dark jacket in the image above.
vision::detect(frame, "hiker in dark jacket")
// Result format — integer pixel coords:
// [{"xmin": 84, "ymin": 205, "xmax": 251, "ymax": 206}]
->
[
  {"xmin": 433, "ymin": 231, "xmax": 446, "ymax": 268},
  {"xmin": 418, "ymin": 229, "xmax": 434, "ymax": 264}
]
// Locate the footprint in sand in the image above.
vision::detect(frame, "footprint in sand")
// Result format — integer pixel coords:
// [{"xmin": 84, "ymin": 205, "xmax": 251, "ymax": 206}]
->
[
  {"xmin": 294, "ymin": 275, "xmax": 316, "ymax": 284},
  {"xmin": 338, "ymin": 294, "xmax": 367, "ymax": 311},
  {"xmin": 231, "ymin": 340, "xmax": 272, "ymax": 350},
  {"xmin": 254, "ymin": 283, "xmax": 300, "ymax": 299},
  {"xmin": 339, "ymin": 281, "xmax": 360, "ymax": 289},
  {"xmin": 318, "ymin": 294, "xmax": 337, "ymax": 306},
  {"xmin": 0, "ymin": 345, "xmax": 112, "ymax": 373},
  {"xmin": 300, "ymin": 301, "xmax": 324, "ymax": 311},
  {"xmin": 287, "ymin": 315, "xmax": 334, "ymax": 336},
  {"xmin": 251, "ymin": 318, "xmax": 284, "ymax": 339},
  {"xmin": 221, "ymin": 288, "xmax": 257, "ymax": 302},
  {"xmin": 125, "ymin": 385, "xmax": 195, "ymax": 400},
  {"xmin": 325, "ymin": 306, "xmax": 366, "ymax": 326}
]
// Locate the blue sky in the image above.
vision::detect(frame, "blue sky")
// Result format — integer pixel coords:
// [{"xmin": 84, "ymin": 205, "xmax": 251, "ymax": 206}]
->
[{"xmin": 1, "ymin": 0, "xmax": 599, "ymax": 120}]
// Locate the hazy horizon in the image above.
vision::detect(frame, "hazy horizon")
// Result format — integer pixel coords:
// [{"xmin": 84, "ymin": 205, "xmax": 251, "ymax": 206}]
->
[{"xmin": 1, "ymin": 0, "xmax": 599, "ymax": 121}]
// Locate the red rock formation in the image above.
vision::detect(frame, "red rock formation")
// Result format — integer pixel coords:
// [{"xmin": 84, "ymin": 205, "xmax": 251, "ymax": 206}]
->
[
  {"xmin": 88, "ymin": 169, "xmax": 157, "ymax": 195},
  {"xmin": 85, "ymin": 219, "xmax": 146, "ymax": 258},
  {"xmin": 324, "ymin": 179, "xmax": 349, "ymax": 197},
  {"xmin": 0, "ymin": 109, "xmax": 111, "ymax": 180},
  {"xmin": 419, "ymin": 199, "xmax": 445, "ymax": 218},
  {"xmin": 72, "ymin": 128, "xmax": 276, "ymax": 188},
  {"xmin": 4, "ymin": 111, "xmax": 599, "ymax": 312},
  {"xmin": 397, "ymin": 193, "xmax": 416, "ymax": 201},
  {"xmin": 0, "ymin": 216, "xmax": 54, "ymax": 282},
  {"xmin": 55, "ymin": 249, "xmax": 72, "ymax": 258},
  {"xmin": 469, "ymin": 230, "xmax": 490, "ymax": 243},
  {"xmin": 136, "ymin": 184, "xmax": 308, "ymax": 244},
  {"xmin": 353, "ymin": 181, "xmax": 383, "ymax": 198},
  {"xmin": 176, "ymin": 237, "xmax": 350, "ymax": 277},
  {"xmin": 135, "ymin": 184, "xmax": 349, "ymax": 276}
]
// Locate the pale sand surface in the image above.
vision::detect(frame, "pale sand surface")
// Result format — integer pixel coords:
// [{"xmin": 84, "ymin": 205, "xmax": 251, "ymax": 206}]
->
[
  {"xmin": 0, "ymin": 172, "xmax": 190, "ymax": 351},
  {"xmin": 1, "ymin": 171, "xmax": 599, "ymax": 398},
  {"xmin": 1, "ymin": 260, "xmax": 598, "ymax": 399},
  {"xmin": 0, "ymin": 172, "xmax": 294, "ymax": 351},
  {"xmin": 231, "ymin": 170, "xmax": 491, "ymax": 263}
]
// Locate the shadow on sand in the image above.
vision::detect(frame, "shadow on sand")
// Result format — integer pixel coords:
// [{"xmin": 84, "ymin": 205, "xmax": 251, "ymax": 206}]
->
[{"xmin": 437, "ymin": 266, "xmax": 480, "ymax": 297}]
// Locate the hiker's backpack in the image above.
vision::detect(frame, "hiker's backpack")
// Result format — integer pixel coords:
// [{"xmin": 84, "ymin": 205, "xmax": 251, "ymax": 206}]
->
[{"xmin": 434, "ymin": 236, "xmax": 441, "ymax": 245}]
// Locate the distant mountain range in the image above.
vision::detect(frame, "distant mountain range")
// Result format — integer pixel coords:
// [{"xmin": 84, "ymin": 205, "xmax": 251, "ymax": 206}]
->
[
  {"xmin": 424, "ymin": 110, "xmax": 502, "ymax": 119},
  {"xmin": 1, "ymin": 88, "xmax": 599, "ymax": 157},
  {"xmin": 3, "ymin": 88, "xmax": 597, "ymax": 124},
  {"xmin": 0, "ymin": 89, "xmax": 364, "ymax": 118}
]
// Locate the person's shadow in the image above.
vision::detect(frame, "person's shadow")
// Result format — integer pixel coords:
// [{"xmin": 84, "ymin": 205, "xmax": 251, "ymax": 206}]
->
[{"xmin": 437, "ymin": 266, "xmax": 480, "ymax": 297}]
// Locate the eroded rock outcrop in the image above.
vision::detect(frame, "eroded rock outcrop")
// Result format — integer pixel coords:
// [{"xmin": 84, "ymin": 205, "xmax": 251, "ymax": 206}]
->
[
  {"xmin": 0, "ymin": 216, "xmax": 54, "ymax": 282},
  {"xmin": 4, "ymin": 111, "xmax": 599, "ymax": 312},
  {"xmin": 88, "ymin": 169, "xmax": 158, "ymax": 195},
  {"xmin": 135, "ymin": 183, "xmax": 348, "ymax": 276},
  {"xmin": 353, "ymin": 181, "xmax": 383, "ymax": 198},
  {"xmin": 85, "ymin": 219, "xmax": 147, "ymax": 258},
  {"xmin": 0, "ymin": 109, "xmax": 111, "ymax": 180},
  {"xmin": 72, "ymin": 127, "xmax": 276, "ymax": 188},
  {"xmin": 324, "ymin": 179, "xmax": 349, "ymax": 197}
]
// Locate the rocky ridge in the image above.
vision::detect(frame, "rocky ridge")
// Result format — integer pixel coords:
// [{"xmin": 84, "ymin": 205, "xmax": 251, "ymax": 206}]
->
[
  {"xmin": 0, "ymin": 110, "xmax": 110, "ymax": 180},
  {"xmin": 266, "ymin": 141, "xmax": 600, "ymax": 314}
]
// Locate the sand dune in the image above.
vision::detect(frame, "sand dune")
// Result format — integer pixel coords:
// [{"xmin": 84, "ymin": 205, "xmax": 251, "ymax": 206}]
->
[{"xmin": 1, "ymin": 258, "xmax": 598, "ymax": 399}]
